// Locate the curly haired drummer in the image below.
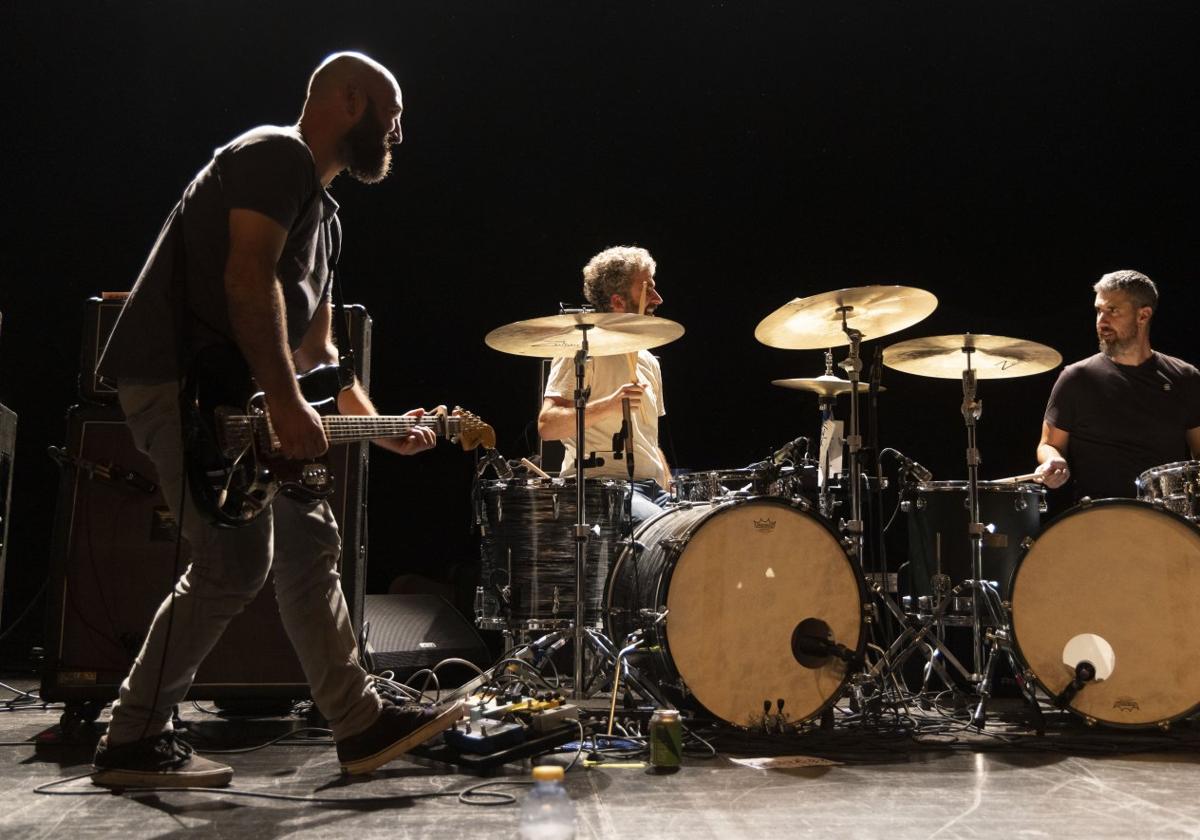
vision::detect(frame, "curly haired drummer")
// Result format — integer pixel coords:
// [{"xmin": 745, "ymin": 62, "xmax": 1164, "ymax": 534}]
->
[
  {"xmin": 538, "ymin": 246, "xmax": 673, "ymax": 524},
  {"xmin": 1036, "ymin": 270, "xmax": 1200, "ymax": 499}
]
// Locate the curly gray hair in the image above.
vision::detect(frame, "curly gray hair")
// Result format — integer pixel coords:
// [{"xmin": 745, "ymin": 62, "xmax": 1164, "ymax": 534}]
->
[
  {"xmin": 1094, "ymin": 269, "xmax": 1158, "ymax": 313},
  {"xmin": 582, "ymin": 246, "xmax": 657, "ymax": 312}
]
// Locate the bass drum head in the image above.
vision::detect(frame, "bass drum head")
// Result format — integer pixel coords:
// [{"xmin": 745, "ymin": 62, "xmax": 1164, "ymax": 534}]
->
[
  {"xmin": 663, "ymin": 500, "xmax": 864, "ymax": 727},
  {"xmin": 1011, "ymin": 500, "xmax": 1200, "ymax": 727}
]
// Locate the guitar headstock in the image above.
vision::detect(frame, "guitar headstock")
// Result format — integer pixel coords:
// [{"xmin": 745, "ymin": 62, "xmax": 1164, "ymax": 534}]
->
[{"xmin": 451, "ymin": 407, "xmax": 496, "ymax": 451}]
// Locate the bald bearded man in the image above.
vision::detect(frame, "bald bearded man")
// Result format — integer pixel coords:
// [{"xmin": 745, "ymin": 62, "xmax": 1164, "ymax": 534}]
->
[{"xmin": 92, "ymin": 53, "xmax": 459, "ymax": 787}]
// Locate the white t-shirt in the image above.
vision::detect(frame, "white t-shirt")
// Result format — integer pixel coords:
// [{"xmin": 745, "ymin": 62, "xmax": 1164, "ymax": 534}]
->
[{"xmin": 543, "ymin": 350, "xmax": 667, "ymax": 486}]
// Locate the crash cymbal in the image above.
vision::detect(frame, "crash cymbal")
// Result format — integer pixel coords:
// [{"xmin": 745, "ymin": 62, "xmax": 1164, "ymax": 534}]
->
[
  {"xmin": 771, "ymin": 375, "xmax": 886, "ymax": 396},
  {"xmin": 755, "ymin": 285, "xmax": 938, "ymax": 349},
  {"xmin": 882, "ymin": 334, "xmax": 1062, "ymax": 380},
  {"xmin": 484, "ymin": 312, "xmax": 685, "ymax": 358}
]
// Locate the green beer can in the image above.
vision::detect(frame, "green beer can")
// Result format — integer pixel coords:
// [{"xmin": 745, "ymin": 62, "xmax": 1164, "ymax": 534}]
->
[{"xmin": 649, "ymin": 709, "xmax": 682, "ymax": 770}]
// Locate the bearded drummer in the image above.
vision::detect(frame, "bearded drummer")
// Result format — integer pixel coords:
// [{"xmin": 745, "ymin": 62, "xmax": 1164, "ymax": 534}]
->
[
  {"xmin": 1035, "ymin": 270, "xmax": 1200, "ymax": 499},
  {"xmin": 537, "ymin": 246, "xmax": 673, "ymax": 524}
]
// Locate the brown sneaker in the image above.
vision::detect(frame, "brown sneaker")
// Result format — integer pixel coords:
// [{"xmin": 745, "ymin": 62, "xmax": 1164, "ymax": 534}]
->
[
  {"xmin": 337, "ymin": 700, "xmax": 463, "ymax": 775},
  {"xmin": 92, "ymin": 732, "xmax": 233, "ymax": 788}
]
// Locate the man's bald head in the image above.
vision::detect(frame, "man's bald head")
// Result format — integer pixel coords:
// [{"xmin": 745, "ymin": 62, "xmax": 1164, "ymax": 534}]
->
[{"xmin": 306, "ymin": 51, "xmax": 399, "ymax": 104}]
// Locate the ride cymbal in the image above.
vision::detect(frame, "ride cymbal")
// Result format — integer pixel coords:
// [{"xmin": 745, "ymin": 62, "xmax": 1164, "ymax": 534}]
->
[
  {"xmin": 484, "ymin": 312, "xmax": 685, "ymax": 358},
  {"xmin": 755, "ymin": 285, "xmax": 938, "ymax": 349},
  {"xmin": 882, "ymin": 334, "xmax": 1062, "ymax": 379},
  {"xmin": 770, "ymin": 375, "xmax": 884, "ymax": 396}
]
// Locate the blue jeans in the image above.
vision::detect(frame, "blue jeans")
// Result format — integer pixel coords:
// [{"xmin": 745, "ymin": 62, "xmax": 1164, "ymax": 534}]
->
[{"xmin": 630, "ymin": 479, "xmax": 671, "ymax": 528}]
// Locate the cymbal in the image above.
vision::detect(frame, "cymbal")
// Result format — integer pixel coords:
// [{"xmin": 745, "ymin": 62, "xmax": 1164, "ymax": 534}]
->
[
  {"xmin": 485, "ymin": 312, "xmax": 685, "ymax": 358},
  {"xmin": 755, "ymin": 286, "xmax": 938, "ymax": 349},
  {"xmin": 882, "ymin": 334, "xmax": 1062, "ymax": 380},
  {"xmin": 771, "ymin": 375, "xmax": 886, "ymax": 396}
]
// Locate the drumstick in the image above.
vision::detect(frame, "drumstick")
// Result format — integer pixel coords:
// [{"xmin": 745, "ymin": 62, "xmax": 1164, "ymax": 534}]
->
[
  {"xmin": 993, "ymin": 472, "xmax": 1045, "ymax": 485},
  {"xmin": 625, "ymin": 276, "xmax": 651, "ymax": 421},
  {"xmin": 520, "ymin": 457, "xmax": 551, "ymax": 479}
]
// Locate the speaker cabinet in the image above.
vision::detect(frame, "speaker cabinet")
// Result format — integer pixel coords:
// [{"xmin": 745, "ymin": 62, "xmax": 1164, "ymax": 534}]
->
[
  {"xmin": 0, "ymin": 404, "xmax": 14, "ymax": 625},
  {"xmin": 361, "ymin": 594, "xmax": 490, "ymax": 686},
  {"xmin": 42, "ymin": 305, "xmax": 372, "ymax": 702}
]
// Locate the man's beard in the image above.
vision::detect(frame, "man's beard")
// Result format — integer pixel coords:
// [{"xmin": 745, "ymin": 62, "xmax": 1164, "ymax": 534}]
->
[
  {"xmin": 342, "ymin": 105, "xmax": 392, "ymax": 184},
  {"xmin": 1098, "ymin": 332, "xmax": 1131, "ymax": 357}
]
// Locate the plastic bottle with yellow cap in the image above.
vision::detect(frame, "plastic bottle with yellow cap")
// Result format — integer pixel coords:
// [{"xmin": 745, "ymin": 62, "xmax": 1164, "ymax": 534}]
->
[{"xmin": 518, "ymin": 764, "xmax": 575, "ymax": 839}]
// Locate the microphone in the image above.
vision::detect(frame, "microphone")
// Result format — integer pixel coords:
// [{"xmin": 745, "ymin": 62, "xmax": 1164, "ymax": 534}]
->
[
  {"xmin": 621, "ymin": 398, "xmax": 635, "ymax": 465},
  {"xmin": 770, "ymin": 436, "xmax": 808, "ymax": 467},
  {"xmin": 891, "ymin": 450, "xmax": 933, "ymax": 483}
]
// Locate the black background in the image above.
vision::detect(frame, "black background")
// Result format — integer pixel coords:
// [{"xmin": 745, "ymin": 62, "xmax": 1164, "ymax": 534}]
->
[{"xmin": 2, "ymin": 1, "xmax": 1198, "ymax": 664}]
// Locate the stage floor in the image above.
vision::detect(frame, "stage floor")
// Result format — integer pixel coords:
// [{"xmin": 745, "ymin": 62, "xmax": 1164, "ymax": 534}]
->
[{"xmin": 3, "ymin": 675, "xmax": 1200, "ymax": 839}]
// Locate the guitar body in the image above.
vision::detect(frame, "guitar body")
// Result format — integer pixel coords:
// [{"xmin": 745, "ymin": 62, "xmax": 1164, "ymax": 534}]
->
[{"xmin": 181, "ymin": 346, "xmax": 348, "ymax": 528}]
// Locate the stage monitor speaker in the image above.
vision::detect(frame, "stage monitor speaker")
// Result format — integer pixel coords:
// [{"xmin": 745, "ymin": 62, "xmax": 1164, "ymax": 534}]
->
[
  {"xmin": 361, "ymin": 594, "xmax": 490, "ymax": 687},
  {"xmin": 42, "ymin": 305, "xmax": 372, "ymax": 702},
  {"xmin": 0, "ymin": 404, "xmax": 15, "ymax": 627}
]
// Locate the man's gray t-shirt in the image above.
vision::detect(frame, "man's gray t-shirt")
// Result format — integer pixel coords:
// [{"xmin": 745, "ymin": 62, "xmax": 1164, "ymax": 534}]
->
[{"xmin": 98, "ymin": 125, "xmax": 338, "ymax": 382}]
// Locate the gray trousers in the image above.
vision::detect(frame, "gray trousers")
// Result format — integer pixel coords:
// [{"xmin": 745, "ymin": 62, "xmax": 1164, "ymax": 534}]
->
[{"xmin": 106, "ymin": 380, "xmax": 381, "ymax": 744}]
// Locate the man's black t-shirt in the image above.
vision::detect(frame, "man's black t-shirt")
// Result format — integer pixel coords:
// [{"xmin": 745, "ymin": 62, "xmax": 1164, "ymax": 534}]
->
[
  {"xmin": 1044, "ymin": 351, "xmax": 1200, "ymax": 500},
  {"xmin": 98, "ymin": 125, "xmax": 336, "ymax": 383}
]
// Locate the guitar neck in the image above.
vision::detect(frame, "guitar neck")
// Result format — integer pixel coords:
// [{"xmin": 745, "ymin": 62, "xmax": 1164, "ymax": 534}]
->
[{"xmin": 319, "ymin": 414, "xmax": 458, "ymax": 445}]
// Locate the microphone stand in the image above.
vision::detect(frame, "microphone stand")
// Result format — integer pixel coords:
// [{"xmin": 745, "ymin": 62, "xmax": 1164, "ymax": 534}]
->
[
  {"xmin": 621, "ymin": 397, "xmax": 635, "ymax": 534},
  {"xmin": 867, "ymin": 345, "xmax": 891, "ymax": 639}
]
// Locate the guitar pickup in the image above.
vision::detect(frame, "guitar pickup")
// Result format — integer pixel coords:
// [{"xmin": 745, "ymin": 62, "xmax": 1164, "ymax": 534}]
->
[{"xmin": 300, "ymin": 462, "xmax": 332, "ymax": 491}]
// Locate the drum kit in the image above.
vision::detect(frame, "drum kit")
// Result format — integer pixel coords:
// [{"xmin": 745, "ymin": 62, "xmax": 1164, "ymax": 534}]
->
[{"xmin": 471, "ymin": 285, "xmax": 1200, "ymax": 733}]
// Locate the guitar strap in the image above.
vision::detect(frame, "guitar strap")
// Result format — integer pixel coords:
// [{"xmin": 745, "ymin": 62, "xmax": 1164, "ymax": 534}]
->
[{"xmin": 324, "ymin": 212, "xmax": 358, "ymax": 390}]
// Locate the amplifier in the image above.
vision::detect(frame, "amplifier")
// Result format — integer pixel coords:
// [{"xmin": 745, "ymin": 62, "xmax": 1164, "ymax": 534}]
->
[
  {"xmin": 0, "ymin": 404, "xmax": 14, "ymax": 626},
  {"xmin": 78, "ymin": 296, "xmax": 374, "ymax": 407},
  {"xmin": 44, "ymin": 303, "xmax": 374, "ymax": 702}
]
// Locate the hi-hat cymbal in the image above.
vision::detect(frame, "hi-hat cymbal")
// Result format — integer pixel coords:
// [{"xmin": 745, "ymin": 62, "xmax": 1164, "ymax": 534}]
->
[
  {"xmin": 771, "ymin": 375, "xmax": 886, "ymax": 396},
  {"xmin": 882, "ymin": 334, "xmax": 1062, "ymax": 379},
  {"xmin": 755, "ymin": 285, "xmax": 938, "ymax": 349},
  {"xmin": 484, "ymin": 312, "xmax": 685, "ymax": 358}
]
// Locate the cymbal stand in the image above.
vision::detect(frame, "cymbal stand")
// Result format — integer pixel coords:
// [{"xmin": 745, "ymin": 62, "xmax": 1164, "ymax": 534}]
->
[
  {"xmin": 817, "ymin": 349, "xmax": 837, "ymax": 519},
  {"xmin": 837, "ymin": 312, "xmax": 865, "ymax": 564},
  {"xmin": 570, "ymin": 322, "xmax": 595, "ymax": 701},
  {"xmin": 959, "ymin": 347, "xmax": 986, "ymax": 682}
]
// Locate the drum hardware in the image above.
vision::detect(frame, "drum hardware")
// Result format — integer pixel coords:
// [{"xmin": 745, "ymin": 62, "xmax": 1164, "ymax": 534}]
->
[
  {"xmin": 486, "ymin": 308, "xmax": 685, "ymax": 699},
  {"xmin": 1136, "ymin": 460, "xmax": 1200, "ymax": 522},
  {"xmin": 881, "ymin": 333, "xmax": 1062, "ymax": 726},
  {"xmin": 583, "ymin": 627, "xmax": 675, "ymax": 712},
  {"xmin": 758, "ymin": 287, "xmax": 938, "ymax": 564}
]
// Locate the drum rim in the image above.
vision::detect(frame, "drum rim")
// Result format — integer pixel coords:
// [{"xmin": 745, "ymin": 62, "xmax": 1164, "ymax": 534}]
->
[
  {"xmin": 915, "ymin": 480, "xmax": 1046, "ymax": 493},
  {"xmin": 607, "ymin": 496, "xmax": 869, "ymax": 727},
  {"xmin": 1137, "ymin": 459, "xmax": 1200, "ymax": 479},
  {"xmin": 479, "ymin": 476, "xmax": 631, "ymax": 490},
  {"xmin": 1008, "ymin": 496, "xmax": 1200, "ymax": 728}
]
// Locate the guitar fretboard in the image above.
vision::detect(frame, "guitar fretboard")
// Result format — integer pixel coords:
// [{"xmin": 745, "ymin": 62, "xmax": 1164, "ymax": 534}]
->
[{"xmin": 221, "ymin": 414, "xmax": 465, "ymax": 449}]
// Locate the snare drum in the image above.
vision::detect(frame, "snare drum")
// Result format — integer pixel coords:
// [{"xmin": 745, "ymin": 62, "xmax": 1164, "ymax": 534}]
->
[
  {"xmin": 1136, "ymin": 460, "xmax": 1199, "ymax": 522},
  {"xmin": 606, "ymin": 497, "xmax": 865, "ymax": 728},
  {"xmin": 1010, "ymin": 499, "xmax": 1200, "ymax": 727},
  {"xmin": 477, "ymin": 478, "xmax": 628, "ymax": 631},
  {"xmin": 904, "ymin": 481, "xmax": 1046, "ymax": 599}
]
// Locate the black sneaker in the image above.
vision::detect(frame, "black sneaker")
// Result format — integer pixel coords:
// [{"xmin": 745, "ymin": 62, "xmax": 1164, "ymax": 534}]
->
[
  {"xmin": 337, "ymin": 700, "xmax": 463, "ymax": 775},
  {"xmin": 92, "ymin": 732, "xmax": 233, "ymax": 788}
]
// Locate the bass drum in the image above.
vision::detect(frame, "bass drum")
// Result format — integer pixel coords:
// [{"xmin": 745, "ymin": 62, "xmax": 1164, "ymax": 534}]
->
[
  {"xmin": 606, "ymin": 498, "xmax": 865, "ymax": 728},
  {"xmin": 1010, "ymin": 499, "xmax": 1200, "ymax": 727}
]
